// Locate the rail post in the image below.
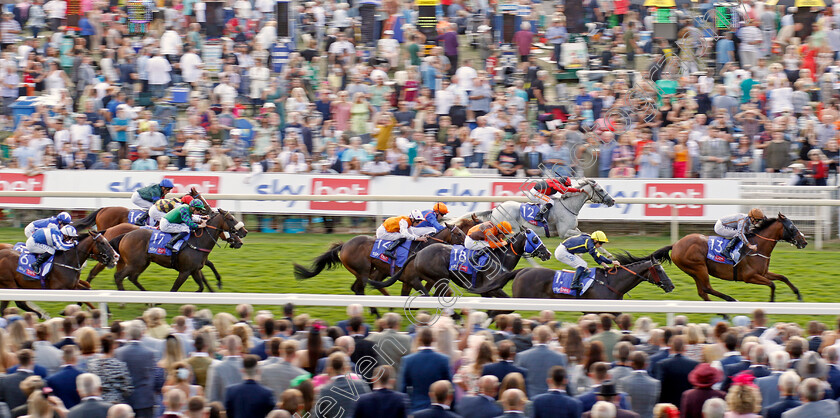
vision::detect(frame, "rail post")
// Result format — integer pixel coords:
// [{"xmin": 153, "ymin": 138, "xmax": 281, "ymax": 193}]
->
[
  {"xmin": 816, "ymin": 205, "xmax": 824, "ymax": 250},
  {"xmin": 670, "ymin": 205, "xmax": 679, "ymax": 243}
]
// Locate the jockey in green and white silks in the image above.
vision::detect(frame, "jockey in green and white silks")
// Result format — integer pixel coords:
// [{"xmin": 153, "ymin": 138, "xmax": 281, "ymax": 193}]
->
[{"xmin": 159, "ymin": 199, "xmax": 207, "ymax": 251}]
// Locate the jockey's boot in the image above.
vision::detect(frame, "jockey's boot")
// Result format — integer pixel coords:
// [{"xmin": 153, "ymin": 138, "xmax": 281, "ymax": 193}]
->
[
  {"xmin": 469, "ymin": 248, "xmax": 489, "ymax": 268},
  {"xmin": 536, "ymin": 202, "xmax": 553, "ymax": 224},
  {"xmin": 31, "ymin": 252, "xmax": 52, "ymax": 273},
  {"xmin": 723, "ymin": 237, "xmax": 740, "ymax": 263},
  {"xmin": 165, "ymin": 232, "xmax": 189, "ymax": 252},
  {"xmin": 571, "ymin": 266, "xmax": 588, "ymax": 298},
  {"xmin": 382, "ymin": 238, "xmax": 405, "ymax": 258},
  {"xmin": 134, "ymin": 211, "xmax": 150, "ymax": 226}
]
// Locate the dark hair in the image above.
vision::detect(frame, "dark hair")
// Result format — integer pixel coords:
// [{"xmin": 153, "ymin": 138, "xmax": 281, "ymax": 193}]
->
[
  {"xmin": 194, "ymin": 334, "xmax": 206, "ymax": 352},
  {"xmin": 348, "ymin": 316, "xmax": 363, "ymax": 333},
  {"xmin": 630, "ymin": 351, "xmax": 648, "ymax": 370},
  {"xmin": 418, "ymin": 327, "xmax": 434, "ymax": 347},
  {"xmin": 305, "ymin": 328, "xmax": 323, "ymax": 374},
  {"xmin": 600, "ymin": 314, "xmax": 614, "ymax": 331},
  {"xmin": 724, "ymin": 332, "xmax": 738, "ymax": 352},
  {"xmin": 263, "ymin": 318, "xmax": 275, "ymax": 338},
  {"xmin": 243, "ymin": 354, "xmax": 259, "ymax": 371},
  {"xmin": 101, "ymin": 333, "xmax": 116, "ymax": 354},
  {"xmin": 549, "ymin": 366, "xmax": 567, "ymax": 386}
]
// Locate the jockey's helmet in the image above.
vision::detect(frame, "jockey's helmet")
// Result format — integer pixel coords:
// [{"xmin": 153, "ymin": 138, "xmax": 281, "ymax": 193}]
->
[
  {"xmin": 591, "ymin": 230, "xmax": 608, "ymax": 243},
  {"xmin": 60, "ymin": 225, "xmax": 78, "ymax": 238},
  {"xmin": 748, "ymin": 208, "xmax": 765, "ymax": 222},
  {"xmin": 159, "ymin": 179, "xmax": 175, "ymax": 189},
  {"xmin": 410, "ymin": 209, "xmax": 425, "ymax": 221},
  {"xmin": 181, "ymin": 195, "xmax": 194, "ymax": 205},
  {"xmin": 496, "ymin": 221, "xmax": 513, "ymax": 235},
  {"xmin": 56, "ymin": 212, "xmax": 71, "ymax": 225},
  {"xmin": 433, "ymin": 202, "xmax": 449, "ymax": 215},
  {"xmin": 190, "ymin": 199, "xmax": 205, "ymax": 210}
]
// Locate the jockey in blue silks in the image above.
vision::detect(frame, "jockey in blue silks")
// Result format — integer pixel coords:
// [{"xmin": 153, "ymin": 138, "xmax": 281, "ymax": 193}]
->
[
  {"xmin": 26, "ymin": 225, "xmax": 79, "ymax": 273},
  {"xmin": 24, "ymin": 212, "xmax": 72, "ymax": 238}
]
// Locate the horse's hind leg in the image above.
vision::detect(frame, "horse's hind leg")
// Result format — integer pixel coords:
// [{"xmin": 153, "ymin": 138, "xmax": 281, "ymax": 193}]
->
[
  {"xmin": 16, "ymin": 301, "xmax": 48, "ymax": 319},
  {"xmin": 198, "ymin": 270, "xmax": 215, "ymax": 293},
  {"xmin": 765, "ymin": 271, "xmax": 803, "ymax": 302},
  {"xmin": 676, "ymin": 262, "xmax": 737, "ymax": 302},
  {"xmin": 743, "ymin": 273, "xmax": 776, "ymax": 302}
]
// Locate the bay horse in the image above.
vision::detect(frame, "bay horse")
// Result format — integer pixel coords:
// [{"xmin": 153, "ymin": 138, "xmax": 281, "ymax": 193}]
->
[
  {"xmin": 86, "ymin": 223, "xmax": 222, "ymax": 291},
  {"xmin": 0, "ymin": 232, "xmax": 119, "ymax": 318},
  {"xmin": 655, "ymin": 213, "xmax": 808, "ymax": 302},
  {"xmin": 110, "ymin": 209, "xmax": 246, "ymax": 292},
  {"xmin": 293, "ymin": 225, "xmax": 466, "ymax": 317},
  {"xmin": 368, "ymin": 229, "xmax": 552, "ymax": 300},
  {"xmin": 471, "ymin": 252, "xmax": 674, "ymax": 300}
]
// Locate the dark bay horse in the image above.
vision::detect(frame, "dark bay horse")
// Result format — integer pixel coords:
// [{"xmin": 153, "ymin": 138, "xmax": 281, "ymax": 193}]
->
[
  {"xmin": 110, "ymin": 209, "xmax": 245, "ymax": 292},
  {"xmin": 86, "ymin": 223, "xmax": 222, "ymax": 291},
  {"xmin": 658, "ymin": 213, "xmax": 808, "ymax": 302},
  {"xmin": 293, "ymin": 226, "xmax": 466, "ymax": 316},
  {"xmin": 471, "ymin": 252, "xmax": 674, "ymax": 300},
  {"xmin": 72, "ymin": 187, "xmax": 210, "ymax": 231},
  {"xmin": 0, "ymin": 232, "xmax": 119, "ymax": 318},
  {"xmin": 368, "ymin": 229, "xmax": 552, "ymax": 299}
]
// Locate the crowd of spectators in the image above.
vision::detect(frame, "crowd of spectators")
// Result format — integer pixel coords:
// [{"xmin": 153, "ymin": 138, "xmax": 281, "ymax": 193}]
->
[
  {"xmin": 1, "ymin": 0, "xmax": 839, "ymax": 183},
  {"xmin": 0, "ymin": 304, "xmax": 838, "ymax": 418}
]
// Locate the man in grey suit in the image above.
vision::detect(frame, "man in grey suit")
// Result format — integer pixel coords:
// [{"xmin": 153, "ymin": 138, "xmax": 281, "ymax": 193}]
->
[
  {"xmin": 206, "ymin": 335, "xmax": 245, "ymax": 404},
  {"xmin": 260, "ymin": 338, "xmax": 306, "ymax": 400},
  {"xmin": 781, "ymin": 378, "xmax": 840, "ymax": 418},
  {"xmin": 455, "ymin": 375, "xmax": 503, "ymax": 418},
  {"xmin": 619, "ymin": 352, "xmax": 660, "ymax": 418},
  {"xmin": 514, "ymin": 325, "xmax": 567, "ymax": 398},
  {"xmin": 114, "ymin": 321, "xmax": 156, "ymax": 418},
  {"xmin": 33, "ymin": 324, "xmax": 63, "ymax": 376},
  {"xmin": 590, "ymin": 314, "xmax": 621, "ymax": 363},
  {"xmin": 365, "ymin": 313, "xmax": 412, "ymax": 375},
  {"xmin": 314, "ymin": 353, "xmax": 371, "ymax": 418},
  {"xmin": 757, "ymin": 351, "xmax": 791, "ymax": 409},
  {"xmin": 0, "ymin": 349, "xmax": 36, "ymax": 410},
  {"xmin": 67, "ymin": 373, "xmax": 111, "ymax": 418}
]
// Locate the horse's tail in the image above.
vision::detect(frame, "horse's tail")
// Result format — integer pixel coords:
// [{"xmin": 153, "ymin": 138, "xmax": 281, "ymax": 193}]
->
[
  {"xmin": 293, "ymin": 242, "xmax": 343, "ymax": 280},
  {"xmin": 73, "ymin": 208, "xmax": 102, "ymax": 230},
  {"xmin": 367, "ymin": 253, "xmax": 416, "ymax": 289},
  {"xmin": 471, "ymin": 269, "xmax": 521, "ymax": 294},
  {"xmin": 651, "ymin": 245, "xmax": 673, "ymax": 264}
]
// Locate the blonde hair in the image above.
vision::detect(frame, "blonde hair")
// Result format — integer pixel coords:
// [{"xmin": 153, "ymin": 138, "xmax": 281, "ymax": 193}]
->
[
  {"xmin": 232, "ymin": 323, "xmax": 254, "ymax": 351},
  {"xmin": 7, "ymin": 320, "xmax": 28, "ymax": 351},
  {"xmin": 26, "ymin": 390, "xmax": 52, "ymax": 418},
  {"xmin": 160, "ymin": 335, "xmax": 185, "ymax": 372},
  {"xmin": 725, "ymin": 384, "xmax": 762, "ymax": 414},
  {"xmin": 499, "ymin": 373, "xmax": 528, "ymax": 401},
  {"xmin": 76, "ymin": 327, "xmax": 100, "ymax": 355},
  {"xmin": 213, "ymin": 312, "xmax": 236, "ymax": 338},
  {"xmin": 686, "ymin": 324, "xmax": 702, "ymax": 345},
  {"xmin": 144, "ymin": 307, "xmax": 167, "ymax": 328},
  {"xmin": 0, "ymin": 329, "xmax": 10, "ymax": 371}
]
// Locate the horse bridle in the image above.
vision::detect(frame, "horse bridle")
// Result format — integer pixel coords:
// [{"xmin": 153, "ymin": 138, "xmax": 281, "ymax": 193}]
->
[
  {"xmin": 426, "ymin": 224, "xmax": 462, "ymax": 244},
  {"xmin": 192, "ymin": 212, "xmax": 241, "ymax": 251},
  {"xmin": 604, "ymin": 262, "xmax": 664, "ymax": 292}
]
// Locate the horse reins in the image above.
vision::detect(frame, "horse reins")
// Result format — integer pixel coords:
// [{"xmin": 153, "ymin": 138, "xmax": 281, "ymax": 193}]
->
[{"xmin": 601, "ymin": 263, "xmax": 662, "ymax": 295}]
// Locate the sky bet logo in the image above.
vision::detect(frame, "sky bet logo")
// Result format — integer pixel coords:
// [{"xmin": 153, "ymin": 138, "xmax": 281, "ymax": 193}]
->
[
  {"xmin": 109, "ymin": 176, "xmax": 220, "ymax": 205},
  {"xmin": 310, "ymin": 178, "xmax": 369, "ymax": 211},
  {"xmin": 644, "ymin": 183, "xmax": 704, "ymax": 216},
  {"xmin": 0, "ymin": 173, "xmax": 45, "ymax": 204}
]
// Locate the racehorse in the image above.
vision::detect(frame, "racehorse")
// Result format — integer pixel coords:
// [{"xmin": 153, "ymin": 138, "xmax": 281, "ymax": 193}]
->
[
  {"xmin": 293, "ymin": 225, "xmax": 466, "ymax": 317},
  {"xmin": 470, "ymin": 252, "xmax": 674, "ymax": 301},
  {"xmin": 655, "ymin": 213, "xmax": 808, "ymax": 302},
  {"xmin": 72, "ymin": 187, "xmax": 210, "ymax": 231},
  {"xmin": 86, "ymin": 223, "xmax": 222, "ymax": 291},
  {"xmin": 469, "ymin": 178, "xmax": 615, "ymax": 238},
  {"xmin": 368, "ymin": 229, "xmax": 552, "ymax": 300},
  {"xmin": 110, "ymin": 209, "xmax": 246, "ymax": 292},
  {"xmin": 0, "ymin": 232, "xmax": 119, "ymax": 318}
]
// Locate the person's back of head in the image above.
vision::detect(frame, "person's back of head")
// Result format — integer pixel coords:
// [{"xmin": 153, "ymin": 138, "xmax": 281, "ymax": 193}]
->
[
  {"xmin": 614, "ymin": 341, "xmax": 633, "ymax": 364},
  {"xmin": 769, "ymin": 350, "xmax": 790, "ymax": 371},
  {"xmin": 501, "ymin": 388, "xmax": 525, "ymax": 411},
  {"xmin": 779, "ymin": 370, "xmax": 801, "ymax": 396},
  {"xmin": 383, "ymin": 312, "xmax": 401, "ymax": 330},
  {"xmin": 418, "ymin": 327, "xmax": 434, "ymax": 347},
  {"xmin": 498, "ymin": 340, "xmax": 516, "ymax": 361},
  {"xmin": 186, "ymin": 396, "xmax": 205, "ymax": 418},
  {"xmin": 224, "ymin": 334, "xmax": 242, "ymax": 356},
  {"xmin": 590, "ymin": 362, "xmax": 609, "ymax": 383},
  {"xmin": 533, "ymin": 325, "xmax": 552, "ymax": 344},
  {"xmin": 701, "ymin": 397, "xmax": 726, "ymax": 418},
  {"xmin": 591, "ymin": 400, "xmax": 617, "ymax": 418},
  {"xmin": 750, "ymin": 345, "xmax": 768, "ymax": 365},
  {"xmin": 327, "ymin": 352, "xmax": 347, "ymax": 376},
  {"xmin": 63, "ymin": 344, "xmax": 79, "ymax": 365},
  {"xmin": 373, "ymin": 365, "xmax": 395, "ymax": 389},
  {"xmin": 670, "ymin": 335, "xmax": 686, "ymax": 354},
  {"xmin": 800, "ymin": 377, "xmax": 824, "ymax": 403},
  {"xmin": 76, "ymin": 373, "xmax": 101, "ymax": 398},
  {"xmin": 723, "ymin": 332, "xmax": 738, "ymax": 352},
  {"xmin": 242, "ymin": 354, "xmax": 259, "ymax": 379},
  {"xmin": 599, "ymin": 314, "xmax": 614, "ymax": 332},
  {"xmin": 348, "ymin": 316, "xmax": 363, "ymax": 334},
  {"xmin": 548, "ymin": 365, "xmax": 567, "ymax": 389},
  {"xmin": 429, "ymin": 380, "xmax": 453, "ymax": 406},
  {"xmin": 164, "ymin": 388, "xmax": 186, "ymax": 413},
  {"xmin": 18, "ymin": 348, "xmax": 34, "ymax": 368},
  {"xmin": 477, "ymin": 374, "xmax": 499, "ymax": 397},
  {"xmin": 630, "ymin": 351, "xmax": 648, "ymax": 371},
  {"xmin": 107, "ymin": 403, "xmax": 136, "ymax": 418},
  {"xmin": 826, "ymin": 346, "xmax": 839, "ymax": 364}
]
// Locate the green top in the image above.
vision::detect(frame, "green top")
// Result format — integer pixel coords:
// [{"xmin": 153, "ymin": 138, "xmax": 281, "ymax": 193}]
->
[
  {"xmin": 136, "ymin": 184, "xmax": 165, "ymax": 202},
  {"xmin": 408, "ymin": 43, "xmax": 421, "ymax": 67}
]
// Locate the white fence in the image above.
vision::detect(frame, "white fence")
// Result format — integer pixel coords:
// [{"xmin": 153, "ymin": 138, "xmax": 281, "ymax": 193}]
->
[{"xmin": 6, "ymin": 290, "xmax": 840, "ymax": 326}]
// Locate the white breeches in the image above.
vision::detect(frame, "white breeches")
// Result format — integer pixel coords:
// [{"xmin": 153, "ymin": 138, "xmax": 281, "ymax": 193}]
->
[
  {"xmin": 131, "ymin": 192, "xmax": 154, "ymax": 209},
  {"xmin": 412, "ymin": 226, "xmax": 438, "ymax": 237},
  {"xmin": 554, "ymin": 245, "xmax": 587, "ymax": 269},
  {"xmin": 149, "ymin": 206, "xmax": 167, "ymax": 223},
  {"xmin": 25, "ymin": 237, "xmax": 55, "ymax": 254},
  {"xmin": 714, "ymin": 221, "xmax": 739, "ymax": 238},
  {"xmin": 24, "ymin": 223, "xmax": 38, "ymax": 238},
  {"xmin": 525, "ymin": 187, "xmax": 552, "ymax": 204},
  {"xmin": 376, "ymin": 226, "xmax": 403, "ymax": 241},
  {"xmin": 464, "ymin": 237, "xmax": 490, "ymax": 251},
  {"xmin": 159, "ymin": 219, "xmax": 191, "ymax": 234}
]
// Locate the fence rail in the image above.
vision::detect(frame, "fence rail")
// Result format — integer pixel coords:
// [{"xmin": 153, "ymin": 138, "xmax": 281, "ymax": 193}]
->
[{"xmin": 6, "ymin": 290, "xmax": 840, "ymax": 326}]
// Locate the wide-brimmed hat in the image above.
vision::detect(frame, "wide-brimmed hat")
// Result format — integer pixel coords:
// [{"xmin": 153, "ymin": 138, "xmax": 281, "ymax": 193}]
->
[
  {"xmin": 797, "ymin": 352, "xmax": 828, "ymax": 379},
  {"xmin": 688, "ymin": 363, "xmax": 722, "ymax": 388}
]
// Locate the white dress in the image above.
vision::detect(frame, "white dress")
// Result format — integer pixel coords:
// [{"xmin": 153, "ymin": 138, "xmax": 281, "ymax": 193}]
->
[{"xmin": 249, "ymin": 66, "xmax": 270, "ymax": 100}]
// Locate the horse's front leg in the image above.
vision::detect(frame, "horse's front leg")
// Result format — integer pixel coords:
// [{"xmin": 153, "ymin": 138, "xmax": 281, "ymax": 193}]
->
[
  {"xmin": 170, "ymin": 270, "xmax": 193, "ymax": 292},
  {"xmin": 764, "ymin": 271, "xmax": 802, "ymax": 302}
]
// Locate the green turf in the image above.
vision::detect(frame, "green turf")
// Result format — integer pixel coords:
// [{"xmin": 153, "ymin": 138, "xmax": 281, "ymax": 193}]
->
[{"xmin": 3, "ymin": 228, "xmax": 838, "ymax": 329}]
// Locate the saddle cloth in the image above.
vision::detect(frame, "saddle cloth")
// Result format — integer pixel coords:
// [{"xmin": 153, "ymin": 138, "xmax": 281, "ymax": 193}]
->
[
  {"xmin": 128, "ymin": 209, "xmax": 148, "ymax": 225},
  {"xmin": 448, "ymin": 245, "xmax": 490, "ymax": 275},
  {"xmin": 519, "ymin": 203, "xmax": 547, "ymax": 228},
  {"xmin": 370, "ymin": 239, "xmax": 412, "ymax": 268},
  {"xmin": 552, "ymin": 269, "xmax": 597, "ymax": 296},
  {"xmin": 14, "ymin": 242, "xmax": 54, "ymax": 280},
  {"xmin": 706, "ymin": 236, "xmax": 743, "ymax": 265},
  {"xmin": 148, "ymin": 229, "xmax": 188, "ymax": 256}
]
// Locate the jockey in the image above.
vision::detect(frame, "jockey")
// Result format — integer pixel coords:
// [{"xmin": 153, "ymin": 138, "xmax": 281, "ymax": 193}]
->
[
  {"xmin": 715, "ymin": 208, "xmax": 765, "ymax": 262},
  {"xmin": 131, "ymin": 179, "xmax": 175, "ymax": 225},
  {"xmin": 412, "ymin": 202, "xmax": 449, "ymax": 236},
  {"xmin": 526, "ymin": 177, "xmax": 582, "ymax": 224},
  {"xmin": 149, "ymin": 195, "xmax": 194, "ymax": 226},
  {"xmin": 160, "ymin": 199, "xmax": 208, "ymax": 251},
  {"xmin": 376, "ymin": 210, "xmax": 428, "ymax": 257},
  {"xmin": 24, "ymin": 212, "xmax": 72, "ymax": 238},
  {"xmin": 465, "ymin": 220, "xmax": 514, "ymax": 253},
  {"xmin": 26, "ymin": 225, "xmax": 79, "ymax": 273},
  {"xmin": 555, "ymin": 231, "xmax": 619, "ymax": 295}
]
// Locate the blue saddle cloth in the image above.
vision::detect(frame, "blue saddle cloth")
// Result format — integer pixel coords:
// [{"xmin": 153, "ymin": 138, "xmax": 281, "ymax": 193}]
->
[
  {"xmin": 14, "ymin": 243, "xmax": 54, "ymax": 280},
  {"xmin": 148, "ymin": 229, "xmax": 188, "ymax": 256},
  {"xmin": 128, "ymin": 209, "xmax": 147, "ymax": 225},
  {"xmin": 519, "ymin": 203, "xmax": 547, "ymax": 228},
  {"xmin": 448, "ymin": 245, "xmax": 490, "ymax": 276},
  {"xmin": 552, "ymin": 269, "xmax": 597, "ymax": 296},
  {"xmin": 370, "ymin": 239, "xmax": 412, "ymax": 268},
  {"xmin": 707, "ymin": 236, "xmax": 743, "ymax": 265}
]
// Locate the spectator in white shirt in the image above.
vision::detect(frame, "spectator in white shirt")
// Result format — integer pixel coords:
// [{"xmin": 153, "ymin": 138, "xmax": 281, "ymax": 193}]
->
[
  {"xmin": 213, "ymin": 75, "xmax": 238, "ymax": 105},
  {"xmin": 137, "ymin": 122, "xmax": 168, "ymax": 157},
  {"xmin": 42, "ymin": 0, "xmax": 65, "ymax": 32},
  {"xmin": 361, "ymin": 152, "xmax": 392, "ymax": 176},
  {"xmin": 179, "ymin": 46, "xmax": 203, "ymax": 84},
  {"xmin": 738, "ymin": 20, "xmax": 763, "ymax": 69},
  {"xmin": 454, "ymin": 59, "xmax": 478, "ymax": 91},
  {"xmin": 69, "ymin": 114, "xmax": 93, "ymax": 153},
  {"xmin": 147, "ymin": 49, "xmax": 172, "ymax": 99},
  {"xmin": 160, "ymin": 26, "xmax": 182, "ymax": 59}
]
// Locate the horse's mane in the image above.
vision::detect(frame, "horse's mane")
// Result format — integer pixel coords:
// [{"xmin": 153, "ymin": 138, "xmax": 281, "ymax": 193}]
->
[
  {"xmin": 753, "ymin": 217, "xmax": 779, "ymax": 232},
  {"xmin": 613, "ymin": 251, "xmax": 657, "ymax": 266}
]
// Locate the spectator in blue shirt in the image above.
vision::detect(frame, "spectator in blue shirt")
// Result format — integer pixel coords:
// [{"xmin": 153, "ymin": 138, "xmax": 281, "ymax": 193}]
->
[{"xmin": 716, "ymin": 32, "xmax": 736, "ymax": 73}]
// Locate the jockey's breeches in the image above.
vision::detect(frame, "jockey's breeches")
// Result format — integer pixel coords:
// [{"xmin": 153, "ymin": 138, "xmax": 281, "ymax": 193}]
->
[
  {"xmin": 713, "ymin": 221, "xmax": 739, "ymax": 238},
  {"xmin": 26, "ymin": 237, "xmax": 55, "ymax": 254},
  {"xmin": 159, "ymin": 219, "xmax": 191, "ymax": 234},
  {"xmin": 149, "ymin": 206, "xmax": 167, "ymax": 223},
  {"xmin": 554, "ymin": 244, "xmax": 587, "ymax": 268},
  {"xmin": 131, "ymin": 192, "xmax": 154, "ymax": 209},
  {"xmin": 464, "ymin": 237, "xmax": 490, "ymax": 251}
]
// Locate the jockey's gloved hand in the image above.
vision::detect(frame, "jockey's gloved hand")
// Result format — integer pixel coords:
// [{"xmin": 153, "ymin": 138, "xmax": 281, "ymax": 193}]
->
[{"xmin": 612, "ymin": 260, "xmax": 621, "ymax": 266}]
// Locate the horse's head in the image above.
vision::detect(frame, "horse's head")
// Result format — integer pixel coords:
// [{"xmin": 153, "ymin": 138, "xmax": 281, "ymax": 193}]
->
[
  {"xmin": 645, "ymin": 261, "xmax": 675, "ymax": 293},
  {"xmin": 522, "ymin": 229, "xmax": 551, "ymax": 261},
  {"xmin": 444, "ymin": 224, "xmax": 466, "ymax": 245},
  {"xmin": 215, "ymin": 209, "xmax": 245, "ymax": 248},
  {"xmin": 91, "ymin": 232, "xmax": 119, "ymax": 268},
  {"xmin": 778, "ymin": 213, "xmax": 808, "ymax": 249},
  {"xmin": 580, "ymin": 178, "xmax": 615, "ymax": 207}
]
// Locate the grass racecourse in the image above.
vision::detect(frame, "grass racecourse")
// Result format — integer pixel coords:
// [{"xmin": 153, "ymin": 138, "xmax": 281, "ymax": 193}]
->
[{"xmin": 3, "ymin": 227, "xmax": 839, "ymax": 329}]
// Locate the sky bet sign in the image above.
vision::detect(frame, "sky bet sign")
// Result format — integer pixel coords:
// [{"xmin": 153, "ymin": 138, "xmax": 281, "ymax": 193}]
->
[{"xmin": 109, "ymin": 176, "xmax": 220, "ymax": 205}]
